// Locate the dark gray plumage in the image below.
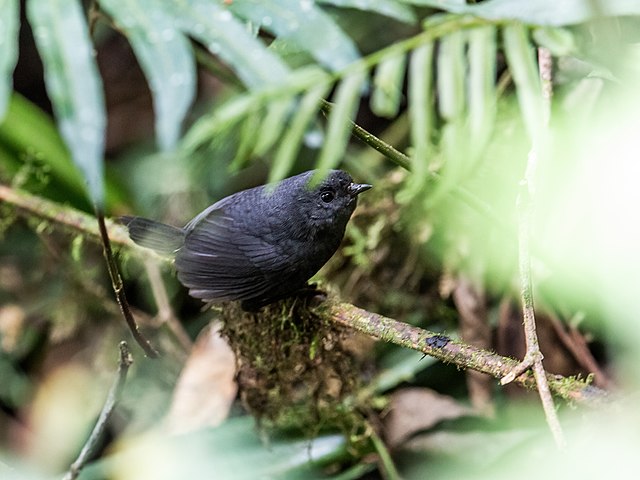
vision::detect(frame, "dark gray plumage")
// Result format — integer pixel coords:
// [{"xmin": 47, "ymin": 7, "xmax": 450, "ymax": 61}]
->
[{"xmin": 120, "ymin": 169, "xmax": 371, "ymax": 310}]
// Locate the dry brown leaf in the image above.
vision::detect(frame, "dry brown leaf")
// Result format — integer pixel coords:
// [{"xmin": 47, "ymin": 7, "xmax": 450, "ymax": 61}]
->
[
  {"xmin": 496, "ymin": 299, "xmax": 582, "ymax": 396},
  {"xmin": 384, "ymin": 387, "xmax": 472, "ymax": 448},
  {"xmin": 164, "ymin": 322, "xmax": 237, "ymax": 434}
]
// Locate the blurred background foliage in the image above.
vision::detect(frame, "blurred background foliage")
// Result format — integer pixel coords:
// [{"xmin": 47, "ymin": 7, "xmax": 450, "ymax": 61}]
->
[{"xmin": 1, "ymin": 0, "xmax": 640, "ymax": 478}]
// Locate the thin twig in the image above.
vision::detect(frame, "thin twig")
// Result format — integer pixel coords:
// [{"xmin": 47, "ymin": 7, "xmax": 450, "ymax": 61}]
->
[
  {"xmin": 97, "ymin": 211, "xmax": 160, "ymax": 358},
  {"xmin": 320, "ymin": 99, "xmax": 411, "ymax": 171},
  {"xmin": 144, "ymin": 259, "xmax": 193, "ymax": 351},
  {"xmin": 547, "ymin": 311, "xmax": 612, "ymax": 389},
  {"xmin": 501, "ymin": 46, "xmax": 565, "ymax": 447},
  {"xmin": 320, "ymin": 301, "xmax": 607, "ymax": 406},
  {"xmin": 370, "ymin": 427, "xmax": 401, "ymax": 480},
  {"xmin": 87, "ymin": 1, "xmax": 101, "ymax": 37},
  {"xmin": 63, "ymin": 341, "xmax": 133, "ymax": 480}
]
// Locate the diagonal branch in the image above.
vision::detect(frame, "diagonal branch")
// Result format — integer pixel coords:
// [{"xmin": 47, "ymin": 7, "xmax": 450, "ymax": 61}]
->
[
  {"xmin": 320, "ymin": 301, "xmax": 607, "ymax": 406},
  {"xmin": 97, "ymin": 211, "xmax": 160, "ymax": 358}
]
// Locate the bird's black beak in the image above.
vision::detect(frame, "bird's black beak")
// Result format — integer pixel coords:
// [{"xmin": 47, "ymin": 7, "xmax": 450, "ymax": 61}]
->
[{"xmin": 348, "ymin": 182, "xmax": 372, "ymax": 197}]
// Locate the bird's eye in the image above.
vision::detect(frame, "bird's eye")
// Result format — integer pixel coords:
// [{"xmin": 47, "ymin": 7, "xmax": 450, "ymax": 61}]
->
[{"xmin": 320, "ymin": 190, "xmax": 335, "ymax": 203}]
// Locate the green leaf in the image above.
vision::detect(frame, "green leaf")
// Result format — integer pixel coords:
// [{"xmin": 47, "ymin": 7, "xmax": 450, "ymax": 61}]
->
[
  {"xmin": 100, "ymin": 0, "xmax": 196, "ymax": 151},
  {"xmin": 269, "ymin": 83, "xmax": 332, "ymax": 183},
  {"xmin": 254, "ymin": 97, "xmax": 295, "ymax": 156},
  {"xmin": 0, "ymin": 0, "xmax": 19, "ymax": 120},
  {"xmin": 0, "ymin": 94, "xmax": 89, "ymax": 208},
  {"xmin": 400, "ymin": 42, "xmax": 434, "ymax": 201},
  {"xmin": 436, "ymin": 31, "xmax": 467, "ymax": 195},
  {"xmin": 315, "ymin": 69, "xmax": 368, "ymax": 178},
  {"xmin": 183, "ymin": 66, "xmax": 329, "ymax": 153},
  {"xmin": 467, "ymin": 26, "xmax": 497, "ymax": 155},
  {"xmin": 183, "ymin": 95, "xmax": 255, "ymax": 153},
  {"xmin": 503, "ymin": 24, "xmax": 544, "ymax": 146},
  {"xmin": 165, "ymin": 0, "xmax": 290, "ymax": 88},
  {"xmin": 227, "ymin": 0, "xmax": 360, "ymax": 72},
  {"xmin": 371, "ymin": 52, "xmax": 407, "ymax": 118},
  {"xmin": 81, "ymin": 416, "xmax": 347, "ymax": 480},
  {"xmin": 319, "ymin": 0, "xmax": 417, "ymax": 24},
  {"xmin": 532, "ymin": 26, "xmax": 576, "ymax": 57},
  {"xmin": 402, "ymin": 0, "xmax": 640, "ymax": 26},
  {"xmin": 230, "ymin": 107, "xmax": 262, "ymax": 170},
  {"xmin": 27, "ymin": 0, "xmax": 106, "ymax": 207},
  {"xmin": 437, "ymin": 31, "xmax": 465, "ymax": 122},
  {"xmin": 374, "ymin": 348, "xmax": 437, "ymax": 393}
]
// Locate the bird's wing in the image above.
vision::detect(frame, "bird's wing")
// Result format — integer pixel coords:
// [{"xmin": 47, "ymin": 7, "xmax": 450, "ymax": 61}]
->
[{"xmin": 175, "ymin": 207, "xmax": 287, "ymax": 302}]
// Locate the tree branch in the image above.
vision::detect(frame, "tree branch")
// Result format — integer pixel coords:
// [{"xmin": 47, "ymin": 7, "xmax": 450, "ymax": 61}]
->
[{"xmin": 319, "ymin": 301, "xmax": 607, "ymax": 406}]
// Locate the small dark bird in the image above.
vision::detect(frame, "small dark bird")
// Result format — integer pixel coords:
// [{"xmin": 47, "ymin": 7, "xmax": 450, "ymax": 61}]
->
[{"xmin": 120, "ymin": 170, "xmax": 371, "ymax": 310}]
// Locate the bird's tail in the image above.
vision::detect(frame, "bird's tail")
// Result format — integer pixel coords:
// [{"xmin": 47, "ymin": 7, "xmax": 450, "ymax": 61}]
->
[{"xmin": 119, "ymin": 216, "xmax": 185, "ymax": 255}]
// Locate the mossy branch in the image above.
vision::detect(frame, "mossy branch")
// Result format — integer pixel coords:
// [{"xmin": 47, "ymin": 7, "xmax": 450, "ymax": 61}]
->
[
  {"xmin": 1, "ymin": 184, "xmax": 607, "ymax": 406},
  {"xmin": 318, "ymin": 301, "xmax": 607, "ymax": 406}
]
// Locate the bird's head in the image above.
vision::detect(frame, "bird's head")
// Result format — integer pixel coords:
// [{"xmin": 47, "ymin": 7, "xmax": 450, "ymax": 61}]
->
[{"xmin": 294, "ymin": 169, "xmax": 372, "ymax": 232}]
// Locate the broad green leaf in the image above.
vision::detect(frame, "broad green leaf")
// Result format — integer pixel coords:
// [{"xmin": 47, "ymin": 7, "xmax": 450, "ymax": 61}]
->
[
  {"xmin": 315, "ymin": 69, "xmax": 368, "ymax": 179},
  {"xmin": 402, "ymin": 0, "xmax": 640, "ymax": 26},
  {"xmin": 227, "ymin": 0, "xmax": 360, "ymax": 72},
  {"xmin": 503, "ymin": 24, "xmax": 544, "ymax": 146},
  {"xmin": 100, "ymin": 0, "xmax": 196, "ymax": 151},
  {"xmin": 82, "ymin": 416, "xmax": 347, "ymax": 480},
  {"xmin": 320, "ymin": 0, "xmax": 417, "ymax": 24},
  {"xmin": 269, "ymin": 83, "xmax": 331, "ymax": 183},
  {"xmin": 371, "ymin": 52, "xmax": 407, "ymax": 118},
  {"xmin": 0, "ymin": 94, "xmax": 90, "ymax": 208},
  {"xmin": 165, "ymin": 0, "xmax": 290, "ymax": 88},
  {"xmin": 374, "ymin": 348, "xmax": 437, "ymax": 393},
  {"xmin": 27, "ymin": 0, "xmax": 106, "ymax": 207},
  {"xmin": 0, "ymin": 0, "xmax": 19, "ymax": 120}
]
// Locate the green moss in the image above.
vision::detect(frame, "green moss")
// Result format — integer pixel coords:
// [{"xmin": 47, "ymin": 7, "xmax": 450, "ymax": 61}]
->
[{"xmin": 220, "ymin": 296, "xmax": 367, "ymax": 437}]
